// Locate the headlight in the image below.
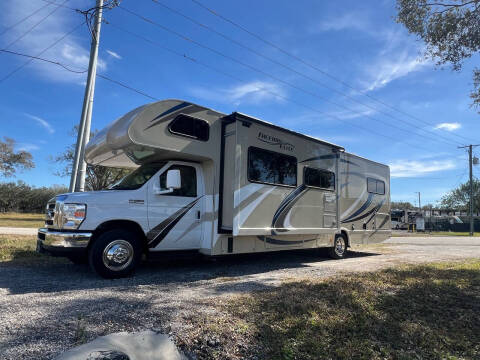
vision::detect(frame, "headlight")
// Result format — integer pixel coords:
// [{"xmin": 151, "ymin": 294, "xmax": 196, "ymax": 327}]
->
[{"xmin": 60, "ymin": 203, "xmax": 86, "ymax": 230}]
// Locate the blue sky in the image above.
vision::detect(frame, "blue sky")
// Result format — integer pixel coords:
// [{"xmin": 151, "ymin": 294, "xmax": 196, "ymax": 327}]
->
[{"xmin": 1, "ymin": 0, "xmax": 479, "ymax": 206}]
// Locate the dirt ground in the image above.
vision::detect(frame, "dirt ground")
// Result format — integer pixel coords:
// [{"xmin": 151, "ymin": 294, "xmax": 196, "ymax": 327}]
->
[{"xmin": 1, "ymin": 236, "xmax": 479, "ymax": 359}]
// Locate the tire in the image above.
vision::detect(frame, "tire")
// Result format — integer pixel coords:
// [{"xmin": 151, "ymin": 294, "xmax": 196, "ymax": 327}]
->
[
  {"xmin": 395, "ymin": 224, "xmax": 399, "ymax": 230},
  {"xmin": 328, "ymin": 234, "xmax": 348, "ymax": 259},
  {"xmin": 67, "ymin": 254, "xmax": 87, "ymax": 265},
  {"xmin": 88, "ymin": 229, "xmax": 142, "ymax": 279}
]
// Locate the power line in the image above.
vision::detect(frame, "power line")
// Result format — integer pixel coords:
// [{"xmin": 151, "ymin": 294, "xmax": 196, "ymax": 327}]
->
[
  {"xmin": 150, "ymin": 0, "xmax": 462, "ymax": 148},
  {"xmin": 118, "ymin": 6, "xmax": 460, "ymax": 148},
  {"xmin": 0, "ymin": 21, "xmax": 85, "ymax": 83},
  {"xmin": 2, "ymin": 39, "xmax": 452, "ymax": 154},
  {"xmin": 3, "ymin": 0, "xmax": 70, "ymax": 50},
  {"xmin": 107, "ymin": 22, "xmax": 442, "ymax": 153},
  {"xmin": 0, "ymin": 2, "xmax": 52, "ymax": 36},
  {"xmin": 189, "ymin": 0, "xmax": 478, "ymax": 145},
  {"xmin": 96, "ymin": 74, "xmax": 158, "ymax": 101},
  {"xmin": 37, "ymin": 0, "xmax": 78, "ymax": 11},
  {"xmin": 0, "ymin": 49, "xmax": 87, "ymax": 73},
  {"xmin": 0, "ymin": 47, "xmax": 157, "ymax": 100}
]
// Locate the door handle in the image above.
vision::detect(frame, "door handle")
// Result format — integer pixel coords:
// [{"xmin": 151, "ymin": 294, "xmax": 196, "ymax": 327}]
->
[{"xmin": 196, "ymin": 210, "xmax": 201, "ymax": 221}]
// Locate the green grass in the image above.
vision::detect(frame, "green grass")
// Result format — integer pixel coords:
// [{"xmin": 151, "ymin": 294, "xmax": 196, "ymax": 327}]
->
[
  {"xmin": 181, "ymin": 261, "xmax": 480, "ymax": 359},
  {"xmin": 0, "ymin": 235, "xmax": 65, "ymax": 264},
  {"xmin": 0, "ymin": 212, "xmax": 44, "ymax": 228}
]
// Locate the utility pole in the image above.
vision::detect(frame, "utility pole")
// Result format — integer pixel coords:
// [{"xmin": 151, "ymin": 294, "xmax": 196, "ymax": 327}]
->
[
  {"xmin": 458, "ymin": 144, "xmax": 479, "ymax": 236},
  {"xmin": 415, "ymin": 192, "xmax": 421, "ymax": 211},
  {"xmin": 69, "ymin": 0, "xmax": 104, "ymax": 192}
]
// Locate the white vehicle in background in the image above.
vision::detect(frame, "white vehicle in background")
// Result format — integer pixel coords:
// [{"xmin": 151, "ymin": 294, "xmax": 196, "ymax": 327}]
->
[
  {"xmin": 391, "ymin": 209, "xmax": 408, "ymax": 230},
  {"xmin": 37, "ymin": 100, "xmax": 391, "ymax": 278}
]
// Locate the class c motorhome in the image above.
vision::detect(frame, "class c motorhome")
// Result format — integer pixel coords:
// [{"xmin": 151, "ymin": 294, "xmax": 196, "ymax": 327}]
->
[{"xmin": 37, "ymin": 99, "xmax": 391, "ymax": 278}]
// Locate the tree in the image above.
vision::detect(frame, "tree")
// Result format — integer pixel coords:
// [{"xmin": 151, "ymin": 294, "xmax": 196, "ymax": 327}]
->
[
  {"xmin": 52, "ymin": 127, "xmax": 130, "ymax": 191},
  {"xmin": 391, "ymin": 201, "xmax": 415, "ymax": 209},
  {"xmin": 0, "ymin": 137, "xmax": 34, "ymax": 177},
  {"xmin": 440, "ymin": 178, "xmax": 480, "ymax": 211},
  {"xmin": 396, "ymin": 0, "xmax": 480, "ymax": 112}
]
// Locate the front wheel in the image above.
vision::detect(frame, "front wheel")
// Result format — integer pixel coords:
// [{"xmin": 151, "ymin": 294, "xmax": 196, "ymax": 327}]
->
[
  {"xmin": 88, "ymin": 229, "xmax": 142, "ymax": 279},
  {"xmin": 328, "ymin": 234, "xmax": 347, "ymax": 259}
]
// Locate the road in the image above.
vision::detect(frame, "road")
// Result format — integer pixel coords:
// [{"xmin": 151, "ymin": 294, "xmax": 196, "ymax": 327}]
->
[
  {"xmin": 0, "ymin": 227, "xmax": 38, "ymax": 235},
  {"xmin": 1, "ymin": 236, "xmax": 479, "ymax": 359}
]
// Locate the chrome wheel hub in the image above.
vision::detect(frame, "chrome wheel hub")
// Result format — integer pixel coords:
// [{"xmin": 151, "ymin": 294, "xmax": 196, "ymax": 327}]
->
[
  {"xmin": 335, "ymin": 237, "xmax": 345, "ymax": 256},
  {"xmin": 102, "ymin": 240, "xmax": 134, "ymax": 271}
]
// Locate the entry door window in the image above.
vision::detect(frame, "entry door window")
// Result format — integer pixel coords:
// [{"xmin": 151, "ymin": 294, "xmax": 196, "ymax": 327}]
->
[{"xmin": 159, "ymin": 165, "xmax": 197, "ymax": 197}]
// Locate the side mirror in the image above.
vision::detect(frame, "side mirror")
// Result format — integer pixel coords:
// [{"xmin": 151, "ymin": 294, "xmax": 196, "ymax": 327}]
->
[
  {"xmin": 154, "ymin": 169, "xmax": 182, "ymax": 195},
  {"xmin": 166, "ymin": 169, "xmax": 181, "ymax": 190}
]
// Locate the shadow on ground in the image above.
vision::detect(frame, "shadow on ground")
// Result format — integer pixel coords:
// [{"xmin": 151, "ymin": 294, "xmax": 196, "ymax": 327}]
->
[{"xmin": 0, "ymin": 248, "xmax": 380, "ymax": 295}]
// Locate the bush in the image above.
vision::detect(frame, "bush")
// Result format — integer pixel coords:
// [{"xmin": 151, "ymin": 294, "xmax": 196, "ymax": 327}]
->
[{"xmin": 0, "ymin": 181, "xmax": 67, "ymax": 213}]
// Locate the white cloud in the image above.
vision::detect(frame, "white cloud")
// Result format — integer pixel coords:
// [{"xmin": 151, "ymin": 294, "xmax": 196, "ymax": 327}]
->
[
  {"xmin": 24, "ymin": 113, "xmax": 55, "ymax": 134},
  {"xmin": 342, "ymin": 26, "xmax": 431, "ymax": 92},
  {"xmin": 16, "ymin": 143, "xmax": 40, "ymax": 152},
  {"xmin": 389, "ymin": 159, "xmax": 456, "ymax": 178},
  {"xmin": 0, "ymin": 0, "xmax": 106, "ymax": 84},
  {"xmin": 363, "ymin": 54, "xmax": 426, "ymax": 92},
  {"xmin": 325, "ymin": 108, "xmax": 376, "ymax": 121},
  {"xmin": 191, "ymin": 80, "xmax": 286, "ymax": 105},
  {"xmin": 434, "ymin": 122, "xmax": 461, "ymax": 131},
  {"xmin": 314, "ymin": 12, "xmax": 370, "ymax": 33},
  {"xmin": 106, "ymin": 49, "xmax": 122, "ymax": 59}
]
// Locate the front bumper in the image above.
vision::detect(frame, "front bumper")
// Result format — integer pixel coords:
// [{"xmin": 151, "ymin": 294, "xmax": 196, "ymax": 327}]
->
[{"xmin": 37, "ymin": 227, "xmax": 92, "ymax": 256}]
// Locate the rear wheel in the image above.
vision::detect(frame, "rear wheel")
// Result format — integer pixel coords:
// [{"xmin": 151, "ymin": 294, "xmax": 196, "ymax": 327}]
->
[
  {"xmin": 328, "ymin": 234, "xmax": 347, "ymax": 259},
  {"xmin": 88, "ymin": 229, "xmax": 142, "ymax": 279}
]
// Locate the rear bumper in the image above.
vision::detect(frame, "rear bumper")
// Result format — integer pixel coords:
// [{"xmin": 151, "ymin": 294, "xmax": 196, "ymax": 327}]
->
[{"xmin": 36, "ymin": 228, "xmax": 92, "ymax": 256}]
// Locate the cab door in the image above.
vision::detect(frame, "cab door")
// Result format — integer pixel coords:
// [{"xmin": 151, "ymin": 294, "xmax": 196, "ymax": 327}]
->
[{"xmin": 147, "ymin": 162, "xmax": 204, "ymax": 250}]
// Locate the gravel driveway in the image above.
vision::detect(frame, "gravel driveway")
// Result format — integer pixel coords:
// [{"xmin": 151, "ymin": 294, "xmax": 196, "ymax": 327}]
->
[{"xmin": 1, "ymin": 236, "xmax": 479, "ymax": 359}]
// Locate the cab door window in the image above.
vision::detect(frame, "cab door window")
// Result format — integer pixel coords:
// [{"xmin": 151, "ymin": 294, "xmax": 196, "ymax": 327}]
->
[{"xmin": 159, "ymin": 165, "xmax": 197, "ymax": 197}]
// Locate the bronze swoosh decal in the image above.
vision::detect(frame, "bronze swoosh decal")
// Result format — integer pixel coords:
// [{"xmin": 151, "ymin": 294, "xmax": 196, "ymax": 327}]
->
[{"xmin": 147, "ymin": 197, "xmax": 201, "ymax": 248}]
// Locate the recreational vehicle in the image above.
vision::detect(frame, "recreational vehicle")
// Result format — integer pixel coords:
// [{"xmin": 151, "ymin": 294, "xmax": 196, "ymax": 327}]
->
[{"xmin": 37, "ymin": 99, "xmax": 391, "ymax": 278}]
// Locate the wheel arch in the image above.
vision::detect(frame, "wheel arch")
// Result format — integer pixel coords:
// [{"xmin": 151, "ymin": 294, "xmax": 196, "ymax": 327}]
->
[
  {"xmin": 90, "ymin": 220, "xmax": 148, "ymax": 252},
  {"xmin": 338, "ymin": 227, "xmax": 351, "ymax": 248}
]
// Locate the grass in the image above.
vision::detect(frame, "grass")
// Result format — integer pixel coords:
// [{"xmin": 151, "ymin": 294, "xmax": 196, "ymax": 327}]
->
[
  {"xmin": 0, "ymin": 235, "xmax": 65, "ymax": 264},
  {"xmin": 430, "ymin": 231, "xmax": 480, "ymax": 237},
  {"xmin": 180, "ymin": 260, "xmax": 480, "ymax": 360},
  {"xmin": 392, "ymin": 231, "xmax": 480, "ymax": 237},
  {"xmin": 0, "ymin": 212, "xmax": 44, "ymax": 228}
]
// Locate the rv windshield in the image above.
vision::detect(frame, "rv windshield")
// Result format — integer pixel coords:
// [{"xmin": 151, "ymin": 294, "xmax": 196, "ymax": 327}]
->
[{"xmin": 109, "ymin": 162, "xmax": 166, "ymax": 190}]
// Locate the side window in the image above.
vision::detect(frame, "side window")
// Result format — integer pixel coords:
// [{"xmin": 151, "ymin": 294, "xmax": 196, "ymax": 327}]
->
[
  {"xmin": 248, "ymin": 147, "xmax": 297, "ymax": 186},
  {"xmin": 367, "ymin": 178, "xmax": 385, "ymax": 195},
  {"xmin": 168, "ymin": 114, "xmax": 209, "ymax": 141},
  {"xmin": 304, "ymin": 167, "xmax": 335, "ymax": 191},
  {"xmin": 367, "ymin": 178, "xmax": 377, "ymax": 193},
  {"xmin": 160, "ymin": 165, "xmax": 197, "ymax": 197}
]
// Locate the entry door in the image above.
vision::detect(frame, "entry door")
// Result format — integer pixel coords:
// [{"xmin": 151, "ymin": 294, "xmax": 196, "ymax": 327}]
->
[{"xmin": 147, "ymin": 162, "xmax": 204, "ymax": 250}]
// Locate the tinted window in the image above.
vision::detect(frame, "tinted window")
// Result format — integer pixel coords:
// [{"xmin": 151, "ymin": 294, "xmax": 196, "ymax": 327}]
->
[
  {"xmin": 367, "ymin": 178, "xmax": 385, "ymax": 195},
  {"xmin": 169, "ymin": 114, "xmax": 209, "ymax": 141},
  {"xmin": 109, "ymin": 162, "xmax": 166, "ymax": 190},
  {"xmin": 160, "ymin": 165, "xmax": 197, "ymax": 197},
  {"xmin": 304, "ymin": 167, "xmax": 335, "ymax": 190},
  {"xmin": 248, "ymin": 147, "xmax": 297, "ymax": 186},
  {"xmin": 377, "ymin": 180, "xmax": 385, "ymax": 195}
]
